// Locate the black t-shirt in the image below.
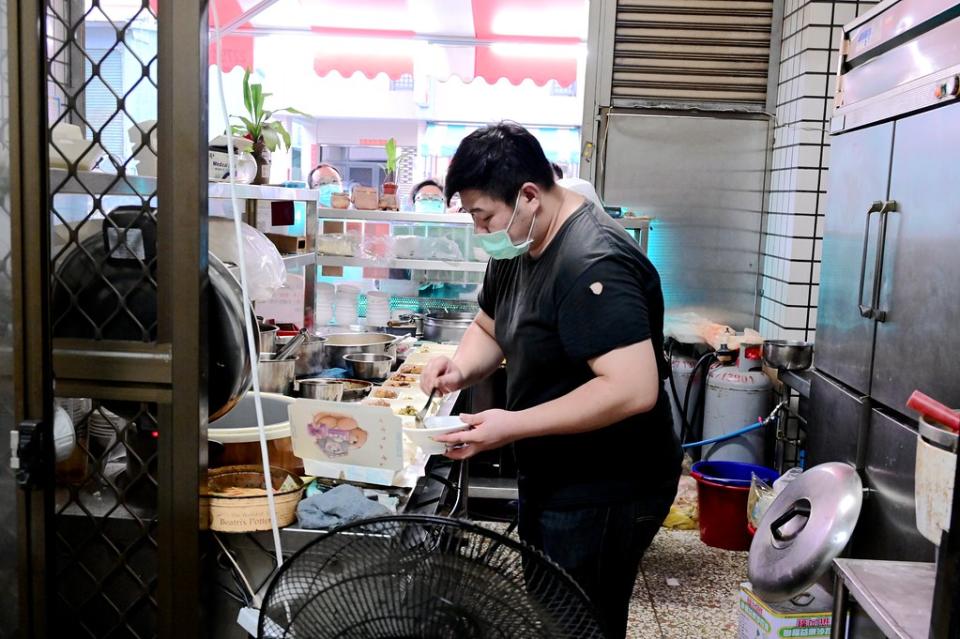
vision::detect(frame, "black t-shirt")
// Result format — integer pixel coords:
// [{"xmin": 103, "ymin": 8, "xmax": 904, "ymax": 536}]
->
[{"xmin": 478, "ymin": 202, "xmax": 682, "ymax": 508}]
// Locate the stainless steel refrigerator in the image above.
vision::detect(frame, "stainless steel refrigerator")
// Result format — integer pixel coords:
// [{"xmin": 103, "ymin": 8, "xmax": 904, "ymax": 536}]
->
[{"xmin": 808, "ymin": 0, "xmax": 960, "ymax": 562}]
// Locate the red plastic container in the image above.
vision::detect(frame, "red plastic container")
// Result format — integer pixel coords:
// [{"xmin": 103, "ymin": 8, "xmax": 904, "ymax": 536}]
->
[{"xmin": 693, "ymin": 475, "xmax": 753, "ymax": 551}]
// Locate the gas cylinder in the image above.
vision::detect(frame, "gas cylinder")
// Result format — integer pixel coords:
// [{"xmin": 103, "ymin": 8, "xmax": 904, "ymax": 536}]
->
[
  {"xmin": 667, "ymin": 353, "xmax": 700, "ymax": 440},
  {"xmin": 702, "ymin": 345, "xmax": 772, "ymax": 464}
]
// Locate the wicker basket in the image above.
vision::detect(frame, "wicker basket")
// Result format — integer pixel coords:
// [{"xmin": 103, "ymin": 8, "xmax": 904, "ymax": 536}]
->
[{"xmin": 201, "ymin": 465, "xmax": 304, "ymax": 532}]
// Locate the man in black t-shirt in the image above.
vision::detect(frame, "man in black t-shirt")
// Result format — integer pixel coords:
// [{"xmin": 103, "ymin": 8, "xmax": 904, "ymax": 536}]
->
[{"xmin": 420, "ymin": 122, "xmax": 681, "ymax": 639}]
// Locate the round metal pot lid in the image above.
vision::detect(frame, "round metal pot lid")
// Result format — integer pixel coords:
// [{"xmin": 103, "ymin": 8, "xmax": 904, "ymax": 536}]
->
[{"xmin": 748, "ymin": 462, "xmax": 863, "ymax": 602}]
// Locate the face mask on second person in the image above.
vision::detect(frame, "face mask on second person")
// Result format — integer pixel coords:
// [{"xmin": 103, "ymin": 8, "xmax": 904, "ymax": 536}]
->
[
  {"xmin": 414, "ymin": 194, "xmax": 445, "ymax": 213},
  {"xmin": 473, "ymin": 190, "xmax": 536, "ymax": 260},
  {"xmin": 317, "ymin": 182, "xmax": 340, "ymax": 207}
]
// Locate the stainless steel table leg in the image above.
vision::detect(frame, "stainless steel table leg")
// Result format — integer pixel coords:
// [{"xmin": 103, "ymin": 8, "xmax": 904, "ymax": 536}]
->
[
  {"xmin": 831, "ymin": 571, "xmax": 850, "ymax": 639},
  {"xmin": 775, "ymin": 383, "xmax": 791, "ymax": 473}
]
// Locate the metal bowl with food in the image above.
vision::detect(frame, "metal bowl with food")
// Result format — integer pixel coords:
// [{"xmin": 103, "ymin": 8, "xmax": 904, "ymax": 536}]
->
[
  {"xmin": 322, "ymin": 332, "xmax": 399, "ymax": 369},
  {"xmin": 344, "ymin": 352, "xmax": 394, "ymax": 381},
  {"xmin": 762, "ymin": 340, "xmax": 814, "ymax": 371},
  {"xmin": 297, "ymin": 377, "xmax": 373, "ymax": 402},
  {"xmin": 297, "ymin": 379, "xmax": 344, "ymax": 401}
]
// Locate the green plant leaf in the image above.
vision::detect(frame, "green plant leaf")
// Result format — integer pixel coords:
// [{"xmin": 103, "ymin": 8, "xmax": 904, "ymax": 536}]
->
[
  {"xmin": 261, "ymin": 126, "xmax": 280, "ymax": 152},
  {"xmin": 269, "ymin": 106, "xmax": 312, "ymax": 118},
  {"xmin": 271, "ymin": 121, "xmax": 291, "ymax": 150},
  {"xmin": 251, "ymin": 82, "xmax": 264, "ymax": 124},
  {"xmin": 385, "ymin": 137, "xmax": 398, "ymax": 173},
  {"xmin": 231, "ymin": 115, "xmax": 260, "ymax": 140},
  {"xmin": 242, "ymin": 68, "xmax": 252, "ymax": 116}
]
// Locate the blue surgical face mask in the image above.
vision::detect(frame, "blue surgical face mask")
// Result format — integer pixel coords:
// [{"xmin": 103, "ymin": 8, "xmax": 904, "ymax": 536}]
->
[
  {"xmin": 317, "ymin": 182, "xmax": 340, "ymax": 207},
  {"xmin": 474, "ymin": 192, "xmax": 536, "ymax": 260},
  {"xmin": 414, "ymin": 196, "xmax": 445, "ymax": 213}
]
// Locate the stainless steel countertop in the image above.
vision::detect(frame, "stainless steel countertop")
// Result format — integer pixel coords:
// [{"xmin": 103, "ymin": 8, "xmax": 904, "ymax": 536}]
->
[
  {"xmin": 780, "ymin": 369, "xmax": 811, "ymax": 398},
  {"xmin": 833, "ymin": 559, "xmax": 936, "ymax": 638}
]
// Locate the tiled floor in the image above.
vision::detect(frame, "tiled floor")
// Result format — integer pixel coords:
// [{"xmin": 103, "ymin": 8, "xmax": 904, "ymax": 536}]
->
[{"xmin": 629, "ymin": 529, "xmax": 747, "ymax": 638}]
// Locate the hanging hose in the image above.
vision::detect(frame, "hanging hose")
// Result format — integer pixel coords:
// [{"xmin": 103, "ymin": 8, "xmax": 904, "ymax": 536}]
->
[
  {"xmin": 682, "ymin": 401, "xmax": 786, "ymax": 450},
  {"xmin": 680, "ymin": 351, "xmax": 717, "ymax": 445},
  {"xmin": 212, "ymin": 0, "xmax": 283, "ymax": 568},
  {"xmin": 666, "ymin": 340, "xmax": 693, "ymax": 444}
]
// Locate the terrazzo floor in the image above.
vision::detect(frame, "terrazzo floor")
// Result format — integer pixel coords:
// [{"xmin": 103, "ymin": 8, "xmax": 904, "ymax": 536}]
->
[
  {"xmin": 629, "ymin": 528, "xmax": 747, "ymax": 638},
  {"xmin": 478, "ymin": 522, "xmax": 747, "ymax": 638}
]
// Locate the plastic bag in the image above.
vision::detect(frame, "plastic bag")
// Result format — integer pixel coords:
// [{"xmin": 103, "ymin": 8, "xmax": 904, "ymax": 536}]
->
[
  {"xmin": 359, "ymin": 233, "xmax": 395, "ymax": 260},
  {"xmin": 773, "ymin": 467, "xmax": 803, "ymax": 494},
  {"xmin": 748, "ymin": 472, "xmax": 775, "ymax": 529},
  {"xmin": 663, "ymin": 475, "xmax": 698, "ymax": 530},
  {"xmin": 208, "ymin": 218, "xmax": 286, "ymax": 302},
  {"xmin": 317, "ymin": 232, "xmax": 359, "ymax": 257},
  {"xmin": 422, "ymin": 236, "xmax": 464, "ymax": 260}
]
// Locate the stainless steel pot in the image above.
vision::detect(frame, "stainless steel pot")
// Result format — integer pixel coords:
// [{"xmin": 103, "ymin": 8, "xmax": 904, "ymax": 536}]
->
[
  {"xmin": 323, "ymin": 332, "xmax": 399, "ymax": 369},
  {"xmin": 422, "ymin": 311, "xmax": 474, "ymax": 344},
  {"xmin": 277, "ymin": 332, "xmax": 327, "ymax": 378},
  {"xmin": 259, "ymin": 324, "xmax": 278, "ymax": 353},
  {"xmin": 258, "ymin": 354, "xmax": 295, "ymax": 395},
  {"xmin": 50, "ymin": 208, "xmax": 258, "ymax": 421},
  {"xmin": 344, "ymin": 353, "xmax": 393, "ymax": 381}
]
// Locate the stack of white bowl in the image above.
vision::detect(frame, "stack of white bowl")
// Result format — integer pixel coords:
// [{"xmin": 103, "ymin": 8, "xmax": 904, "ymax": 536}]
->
[
  {"xmin": 316, "ymin": 282, "xmax": 335, "ymax": 325},
  {"xmin": 335, "ymin": 284, "xmax": 360, "ymax": 326},
  {"xmin": 365, "ymin": 290, "xmax": 392, "ymax": 328},
  {"xmin": 87, "ymin": 407, "xmax": 127, "ymax": 465}
]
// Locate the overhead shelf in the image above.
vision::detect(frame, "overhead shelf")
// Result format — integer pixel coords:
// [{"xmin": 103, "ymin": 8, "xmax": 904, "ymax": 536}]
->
[
  {"xmin": 49, "ymin": 168, "xmax": 319, "ymax": 201},
  {"xmin": 316, "ymin": 255, "xmax": 487, "ymax": 273},
  {"xmin": 281, "ymin": 253, "xmax": 317, "ymax": 268},
  {"xmin": 316, "ymin": 207, "xmax": 474, "ymax": 225}
]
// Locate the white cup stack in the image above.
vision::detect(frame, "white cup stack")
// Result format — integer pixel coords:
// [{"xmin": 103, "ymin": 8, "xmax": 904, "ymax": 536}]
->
[
  {"xmin": 334, "ymin": 284, "xmax": 360, "ymax": 326},
  {"xmin": 365, "ymin": 290, "xmax": 392, "ymax": 328},
  {"xmin": 316, "ymin": 282, "xmax": 335, "ymax": 325}
]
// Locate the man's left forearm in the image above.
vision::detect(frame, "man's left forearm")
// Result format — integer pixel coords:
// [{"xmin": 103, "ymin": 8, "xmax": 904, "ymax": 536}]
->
[{"xmin": 513, "ymin": 375, "xmax": 657, "ymax": 440}]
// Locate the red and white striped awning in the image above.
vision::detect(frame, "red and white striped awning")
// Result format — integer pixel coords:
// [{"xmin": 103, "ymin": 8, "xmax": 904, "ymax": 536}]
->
[{"xmin": 209, "ymin": 0, "xmax": 586, "ymax": 87}]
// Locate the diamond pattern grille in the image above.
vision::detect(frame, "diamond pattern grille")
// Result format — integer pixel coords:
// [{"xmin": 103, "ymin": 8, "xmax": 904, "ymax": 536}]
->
[
  {"xmin": 47, "ymin": 0, "xmax": 161, "ymax": 635},
  {"xmin": 0, "ymin": 0, "xmax": 18, "ymax": 629}
]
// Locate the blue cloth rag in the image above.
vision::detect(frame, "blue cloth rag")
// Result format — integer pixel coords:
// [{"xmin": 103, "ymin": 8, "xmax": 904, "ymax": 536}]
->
[{"xmin": 296, "ymin": 484, "xmax": 390, "ymax": 529}]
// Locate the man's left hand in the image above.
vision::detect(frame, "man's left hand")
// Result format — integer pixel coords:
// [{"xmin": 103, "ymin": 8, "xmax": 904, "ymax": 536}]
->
[{"xmin": 432, "ymin": 409, "xmax": 521, "ymax": 460}]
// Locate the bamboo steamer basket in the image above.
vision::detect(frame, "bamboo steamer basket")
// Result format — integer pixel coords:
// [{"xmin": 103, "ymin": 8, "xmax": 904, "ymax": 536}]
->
[{"xmin": 201, "ymin": 465, "xmax": 304, "ymax": 532}]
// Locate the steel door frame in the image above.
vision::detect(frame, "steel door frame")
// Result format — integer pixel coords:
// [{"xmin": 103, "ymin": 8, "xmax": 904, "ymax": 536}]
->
[{"xmin": 7, "ymin": 0, "xmax": 210, "ymax": 634}]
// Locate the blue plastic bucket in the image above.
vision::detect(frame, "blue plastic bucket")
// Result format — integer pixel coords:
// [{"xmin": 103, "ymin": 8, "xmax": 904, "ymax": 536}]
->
[{"xmin": 691, "ymin": 460, "xmax": 778, "ymax": 487}]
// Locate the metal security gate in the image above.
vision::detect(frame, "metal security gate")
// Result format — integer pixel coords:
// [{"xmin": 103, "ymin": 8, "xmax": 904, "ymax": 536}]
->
[
  {"xmin": 5, "ymin": 0, "xmax": 209, "ymax": 635},
  {"xmin": 611, "ymin": 0, "xmax": 776, "ymax": 109}
]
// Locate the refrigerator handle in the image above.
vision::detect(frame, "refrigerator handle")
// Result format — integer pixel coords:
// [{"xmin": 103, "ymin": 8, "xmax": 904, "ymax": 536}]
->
[
  {"xmin": 857, "ymin": 200, "xmax": 885, "ymax": 319},
  {"xmin": 870, "ymin": 200, "xmax": 898, "ymax": 323}
]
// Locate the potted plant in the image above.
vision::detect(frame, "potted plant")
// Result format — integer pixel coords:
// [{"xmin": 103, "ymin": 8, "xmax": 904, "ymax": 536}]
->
[
  {"xmin": 231, "ymin": 69, "xmax": 308, "ymax": 185},
  {"xmin": 382, "ymin": 137, "xmax": 398, "ymax": 195},
  {"xmin": 379, "ymin": 137, "xmax": 399, "ymax": 210}
]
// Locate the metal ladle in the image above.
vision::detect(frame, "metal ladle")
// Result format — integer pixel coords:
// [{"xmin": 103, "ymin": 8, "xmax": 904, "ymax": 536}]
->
[{"xmin": 274, "ymin": 329, "xmax": 307, "ymax": 361}]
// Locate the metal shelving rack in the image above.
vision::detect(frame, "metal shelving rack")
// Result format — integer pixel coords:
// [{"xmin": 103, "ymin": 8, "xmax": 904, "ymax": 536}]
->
[
  {"xmin": 315, "ymin": 206, "xmax": 484, "ymax": 282},
  {"xmin": 313, "ymin": 207, "xmax": 651, "ymax": 284}
]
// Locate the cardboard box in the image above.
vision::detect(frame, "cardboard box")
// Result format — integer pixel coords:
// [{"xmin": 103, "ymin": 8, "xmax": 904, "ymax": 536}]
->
[
  {"xmin": 738, "ymin": 582, "xmax": 833, "ymax": 638},
  {"xmin": 265, "ymin": 232, "xmax": 306, "ymax": 254}
]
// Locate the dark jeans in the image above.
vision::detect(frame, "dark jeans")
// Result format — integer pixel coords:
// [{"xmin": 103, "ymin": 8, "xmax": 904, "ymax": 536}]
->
[{"xmin": 518, "ymin": 488, "xmax": 677, "ymax": 639}]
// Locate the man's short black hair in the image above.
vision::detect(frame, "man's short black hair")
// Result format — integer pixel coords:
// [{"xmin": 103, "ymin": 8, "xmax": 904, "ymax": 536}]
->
[
  {"xmin": 551, "ymin": 162, "xmax": 564, "ymax": 179},
  {"xmin": 411, "ymin": 178, "xmax": 443, "ymax": 203},
  {"xmin": 444, "ymin": 122, "xmax": 555, "ymax": 205}
]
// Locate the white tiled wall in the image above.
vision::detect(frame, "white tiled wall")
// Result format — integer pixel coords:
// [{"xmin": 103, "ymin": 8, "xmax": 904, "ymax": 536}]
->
[{"xmin": 758, "ymin": 0, "xmax": 877, "ymax": 341}]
